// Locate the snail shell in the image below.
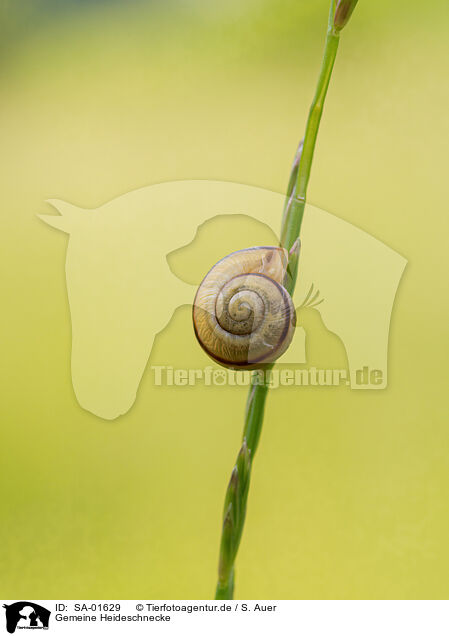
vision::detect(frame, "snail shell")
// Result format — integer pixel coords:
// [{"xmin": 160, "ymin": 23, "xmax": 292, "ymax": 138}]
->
[{"xmin": 193, "ymin": 246, "xmax": 296, "ymax": 369}]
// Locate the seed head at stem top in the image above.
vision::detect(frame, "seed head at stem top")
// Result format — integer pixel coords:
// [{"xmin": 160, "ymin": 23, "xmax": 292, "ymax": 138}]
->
[{"xmin": 333, "ymin": 0, "xmax": 359, "ymax": 31}]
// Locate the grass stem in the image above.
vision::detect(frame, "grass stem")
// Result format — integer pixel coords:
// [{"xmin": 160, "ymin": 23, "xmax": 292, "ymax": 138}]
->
[{"xmin": 214, "ymin": 0, "xmax": 350, "ymax": 599}]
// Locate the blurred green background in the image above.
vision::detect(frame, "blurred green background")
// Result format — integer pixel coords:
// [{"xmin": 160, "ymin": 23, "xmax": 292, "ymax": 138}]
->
[{"xmin": 1, "ymin": 0, "xmax": 448, "ymax": 599}]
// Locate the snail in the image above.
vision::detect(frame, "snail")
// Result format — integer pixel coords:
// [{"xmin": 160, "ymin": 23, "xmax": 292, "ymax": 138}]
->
[{"xmin": 193, "ymin": 246, "xmax": 296, "ymax": 369}]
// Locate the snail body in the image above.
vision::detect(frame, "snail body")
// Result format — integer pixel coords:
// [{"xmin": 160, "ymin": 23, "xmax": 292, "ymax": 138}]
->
[{"xmin": 193, "ymin": 246, "xmax": 296, "ymax": 369}]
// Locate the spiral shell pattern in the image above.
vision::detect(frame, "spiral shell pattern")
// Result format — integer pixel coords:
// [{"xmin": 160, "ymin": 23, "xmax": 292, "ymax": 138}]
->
[{"xmin": 193, "ymin": 247, "xmax": 296, "ymax": 369}]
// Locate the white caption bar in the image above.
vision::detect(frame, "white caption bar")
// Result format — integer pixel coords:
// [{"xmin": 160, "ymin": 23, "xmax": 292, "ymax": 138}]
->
[{"xmin": 2, "ymin": 600, "xmax": 448, "ymax": 635}]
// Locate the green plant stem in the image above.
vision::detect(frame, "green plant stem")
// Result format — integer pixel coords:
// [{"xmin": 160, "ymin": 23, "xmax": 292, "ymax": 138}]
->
[
  {"xmin": 281, "ymin": 0, "xmax": 340, "ymax": 288},
  {"xmin": 214, "ymin": 0, "xmax": 342, "ymax": 600}
]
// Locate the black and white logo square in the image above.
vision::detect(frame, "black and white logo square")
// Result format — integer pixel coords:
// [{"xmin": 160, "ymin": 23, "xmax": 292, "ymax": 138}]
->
[{"xmin": 3, "ymin": 603, "xmax": 50, "ymax": 634}]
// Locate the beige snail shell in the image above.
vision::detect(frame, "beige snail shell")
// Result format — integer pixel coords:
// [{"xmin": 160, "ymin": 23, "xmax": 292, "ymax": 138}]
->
[{"xmin": 193, "ymin": 246, "xmax": 296, "ymax": 370}]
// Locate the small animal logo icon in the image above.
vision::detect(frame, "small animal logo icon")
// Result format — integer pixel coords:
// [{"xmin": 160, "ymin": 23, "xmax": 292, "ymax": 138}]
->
[{"xmin": 3, "ymin": 602, "xmax": 50, "ymax": 633}]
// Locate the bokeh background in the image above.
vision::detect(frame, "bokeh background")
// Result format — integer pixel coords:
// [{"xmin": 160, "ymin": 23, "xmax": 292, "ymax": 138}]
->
[{"xmin": 1, "ymin": 0, "xmax": 448, "ymax": 599}]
